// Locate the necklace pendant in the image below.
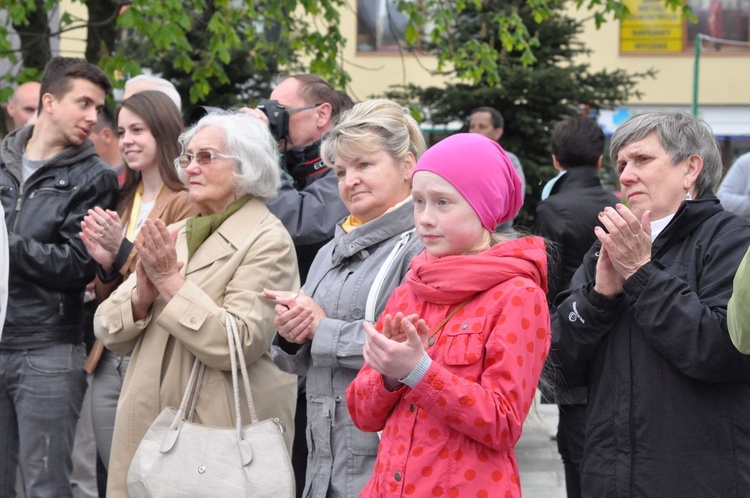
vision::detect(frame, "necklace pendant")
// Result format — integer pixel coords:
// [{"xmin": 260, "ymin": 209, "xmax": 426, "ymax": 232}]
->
[{"xmin": 428, "ymin": 337, "xmax": 435, "ymax": 346}]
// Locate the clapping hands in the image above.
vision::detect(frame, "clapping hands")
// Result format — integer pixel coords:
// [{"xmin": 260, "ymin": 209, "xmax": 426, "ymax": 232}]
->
[
  {"xmin": 263, "ymin": 289, "xmax": 326, "ymax": 344},
  {"xmin": 363, "ymin": 312, "xmax": 430, "ymax": 380},
  {"xmin": 593, "ymin": 204, "xmax": 652, "ymax": 297}
]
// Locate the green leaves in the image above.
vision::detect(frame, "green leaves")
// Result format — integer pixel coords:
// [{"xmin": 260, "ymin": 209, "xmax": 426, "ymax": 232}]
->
[
  {"xmin": 109, "ymin": 0, "xmax": 350, "ymax": 103},
  {"xmin": 383, "ymin": 0, "xmax": 653, "ymax": 225},
  {"xmin": 0, "ymin": 0, "xmax": 689, "ymax": 106}
]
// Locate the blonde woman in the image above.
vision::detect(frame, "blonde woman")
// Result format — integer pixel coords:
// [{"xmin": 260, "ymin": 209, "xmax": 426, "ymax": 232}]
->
[{"xmin": 265, "ymin": 99, "xmax": 426, "ymax": 497}]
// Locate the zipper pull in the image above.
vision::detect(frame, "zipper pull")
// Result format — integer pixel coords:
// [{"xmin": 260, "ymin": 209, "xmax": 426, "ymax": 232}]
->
[{"xmin": 15, "ymin": 184, "xmax": 24, "ymax": 211}]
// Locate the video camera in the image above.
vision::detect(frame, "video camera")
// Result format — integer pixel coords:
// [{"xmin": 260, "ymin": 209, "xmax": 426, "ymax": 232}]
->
[{"xmin": 257, "ymin": 99, "xmax": 290, "ymax": 142}]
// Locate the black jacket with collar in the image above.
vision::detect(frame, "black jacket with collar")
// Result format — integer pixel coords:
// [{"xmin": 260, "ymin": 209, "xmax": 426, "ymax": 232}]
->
[
  {"xmin": 535, "ymin": 166, "xmax": 620, "ymax": 303},
  {"xmin": 551, "ymin": 196, "xmax": 750, "ymax": 497},
  {"xmin": 0, "ymin": 125, "xmax": 118, "ymax": 347}
]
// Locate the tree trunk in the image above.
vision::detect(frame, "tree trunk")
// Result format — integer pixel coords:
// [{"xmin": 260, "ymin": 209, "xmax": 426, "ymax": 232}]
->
[
  {"xmin": 12, "ymin": 0, "xmax": 52, "ymax": 71},
  {"xmin": 84, "ymin": 0, "xmax": 120, "ymax": 63}
]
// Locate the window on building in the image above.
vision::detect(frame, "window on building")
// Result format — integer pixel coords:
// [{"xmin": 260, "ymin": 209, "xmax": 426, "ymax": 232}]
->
[{"xmin": 357, "ymin": 0, "xmax": 411, "ymax": 52}]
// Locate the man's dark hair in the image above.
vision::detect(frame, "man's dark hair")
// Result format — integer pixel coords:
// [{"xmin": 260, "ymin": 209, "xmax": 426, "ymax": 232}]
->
[
  {"xmin": 39, "ymin": 57, "xmax": 113, "ymax": 109},
  {"xmin": 551, "ymin": 117, "xmax": 605, "ymax": 169},
  {"xmin": 471, "ymin": 106, "xmax": 504, "ymax": 129},
  {"xmin": 285, "ymin": 74, "xmax": 349, "ymax": 119},
  {"xmin": 332, "ymin": 90, "xmax": 355, "ymax": 117}
]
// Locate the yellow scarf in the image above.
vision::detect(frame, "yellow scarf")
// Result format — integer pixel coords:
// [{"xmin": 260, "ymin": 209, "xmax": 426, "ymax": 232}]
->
[{"xmin": 341, "ymin": 215, "xmax": 364, "ymax": 233}]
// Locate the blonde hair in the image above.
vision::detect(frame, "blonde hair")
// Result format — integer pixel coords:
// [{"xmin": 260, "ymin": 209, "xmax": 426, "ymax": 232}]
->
[{"xmin": 320, "ymin": 99, "xmax": 426, "ymax": 167}]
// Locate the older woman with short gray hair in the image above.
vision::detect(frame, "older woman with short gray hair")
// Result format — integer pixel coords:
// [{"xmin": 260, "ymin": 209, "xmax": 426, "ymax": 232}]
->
[
  {"xmin": 95, "ymin": 111, "xmax": 299, "ymax": 496},
  {"xmin": 550, "ymin": 110, "xmax": 750, "ymax": 496},
  {"xmin": 175, "ymin": 112, "xmax": 281, "ymax": 201}
]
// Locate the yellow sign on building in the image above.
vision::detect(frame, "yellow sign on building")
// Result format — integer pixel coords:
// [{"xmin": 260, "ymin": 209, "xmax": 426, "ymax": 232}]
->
[{"xmin": 620, "ymin": 0, "xmax": 684, "ymax": 53}]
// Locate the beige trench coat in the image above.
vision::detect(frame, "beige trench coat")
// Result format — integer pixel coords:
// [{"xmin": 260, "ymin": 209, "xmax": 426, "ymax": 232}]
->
[{"xmin": 94, "ymin": 198, "xmax": 299, "ymax": 496}]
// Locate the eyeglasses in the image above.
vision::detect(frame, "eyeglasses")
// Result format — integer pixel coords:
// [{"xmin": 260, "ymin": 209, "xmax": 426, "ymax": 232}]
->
[
  {"xmin": 286, "ymin": 103, "xmax": 323, "ymax": 114},
  {"xmin": 174, "ymin": 151, "xmax": 238, "ymax": 168}
]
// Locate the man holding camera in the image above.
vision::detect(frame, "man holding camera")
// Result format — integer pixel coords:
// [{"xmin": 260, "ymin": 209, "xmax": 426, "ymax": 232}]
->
[{"xmin": 244, "ymin": 74, "xmax": 351, "ymax": 281}]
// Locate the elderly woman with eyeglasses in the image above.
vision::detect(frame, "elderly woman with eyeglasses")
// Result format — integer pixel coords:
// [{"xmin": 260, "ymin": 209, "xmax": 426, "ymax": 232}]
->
[
  {"xmin": 94, "ymin": 112, "xmax": 299, "ymax": 496},
  {"xmin": 79, "ymin": 91, "xmax": 199, "ymax": 473}
]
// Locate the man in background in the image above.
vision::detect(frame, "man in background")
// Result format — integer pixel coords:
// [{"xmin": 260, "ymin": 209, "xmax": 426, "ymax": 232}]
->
[
  {"xmin": 5, "ymin": 82, "xmax": 42, "ymax": 131},
  {"xmin": 88, "ymin": 106, "xmax": 125, "ymax": 183},
  {"xmin": 244, "ymin": 74, "xmax": 351, "ymax": 281},
  {"xmin": 469, "ymin": 106, "xmax": 526, "ymax": 202},
  {"xmin": 535, "ymin": 116, "xmax": 620, "ymax": 498},
  {"xmin": 123, "ymin": 74, "xmax": 182, "ymax": 112}
]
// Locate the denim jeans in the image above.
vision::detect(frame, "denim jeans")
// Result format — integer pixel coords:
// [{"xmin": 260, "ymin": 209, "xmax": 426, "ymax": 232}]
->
[
  {"xmin": 0, "ymin": 343, "xmax": 87, "ymax": 498},
  {"xmin": 91, "ymin": 349, "xmax": 129, "ymax": 469}
]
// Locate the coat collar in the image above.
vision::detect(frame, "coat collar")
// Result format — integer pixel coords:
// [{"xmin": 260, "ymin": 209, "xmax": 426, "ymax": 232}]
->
[
  {"xmin": 549, "ymin": 166, "xmax": 604, "ymax": 196},
  {"xmin": 330, "ymin": 199, "xmax": 415, "ymax": 265},
  {"xmin": 0, "ymin": 125, "xmax": 99, "ymax": 182},
  {"xmin": 652, "ymin": 194, "xmax": 723, "ymax": 256},
  {"xmin": 182, "ymin": 197, "xmax": 269, "ymax": 274}
]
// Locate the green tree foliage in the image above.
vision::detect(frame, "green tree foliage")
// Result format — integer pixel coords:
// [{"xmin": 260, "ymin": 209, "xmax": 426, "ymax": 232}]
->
[
  {"xmin": 115, "ymin": 3, "xmax": 294, "ymax": 110},
  {"xmin": 0, "ymin": 0, "xmax": 690, "ymax": 104},
  {"xmin": 385, "ymin": 0, "xmax": 657, "ymax": 225},
  {"xmin": 397, "ymin": 0, "xmax": 690, "ymax": 87},
  {"xmin": 0, "ymin": 0, "xmax": 349, "ymax": 103}
]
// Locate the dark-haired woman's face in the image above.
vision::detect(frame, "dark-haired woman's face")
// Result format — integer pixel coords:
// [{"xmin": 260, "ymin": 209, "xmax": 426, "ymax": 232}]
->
[{"xmin": 118, "ymin": 107, "xmax": 158, "ymax": 173}]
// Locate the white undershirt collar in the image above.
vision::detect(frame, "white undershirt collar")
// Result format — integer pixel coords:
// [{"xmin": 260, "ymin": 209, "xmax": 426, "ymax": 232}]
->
[{"xmin": 650, "ymin": 213, "xmax": 675, "ymax": 241}]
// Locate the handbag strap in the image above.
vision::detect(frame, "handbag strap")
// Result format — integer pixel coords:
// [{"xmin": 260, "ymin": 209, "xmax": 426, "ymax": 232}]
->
[
  {"xmin": 176, "ymin": 358, "xmax": 202, "ymax": 419},
  {"xmin": 187, "ymin": 362, "xmax": 206, "ymax": 422},
  {"xmin": 226, "ymin": 313, "xmax": 260, "ymax": 425},
  {"xmin": 426, "ymin": 296, "xmax": 473, "ymax": 344},
  {"xmin": 161, "ymin": 314, "xmax": 261, "ymax": 462},
  {"xmin": 172, "ymin": 315, "xmax": 260, "ymax": 432}
]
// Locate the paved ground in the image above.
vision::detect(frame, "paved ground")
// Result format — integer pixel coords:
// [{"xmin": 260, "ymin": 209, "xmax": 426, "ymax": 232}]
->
[{"xmin": 516, "ymin": 400, "xmax": 567, "ymax": 498}]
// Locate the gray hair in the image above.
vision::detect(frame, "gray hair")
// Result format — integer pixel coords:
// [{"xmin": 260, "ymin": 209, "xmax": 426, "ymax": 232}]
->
[
  {"xmin": 177, "ymin": 112, "xmax": 281, "ymax": 200},
  {"xmin": 320, "ymin": 99, "xmax": 426, "ymax": 168},
  {"xmin": 124, "ymin": 74, "xmax": 182, "ymax": 111},
  {"xmin": 610, "ymin": 110, "xmax": 722, "ymax": 198}
]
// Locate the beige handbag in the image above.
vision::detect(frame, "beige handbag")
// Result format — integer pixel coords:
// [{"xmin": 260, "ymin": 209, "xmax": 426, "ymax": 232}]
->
[{"xmin": 126, "ymin": 314, "xmax": 295, "ymax": 497}]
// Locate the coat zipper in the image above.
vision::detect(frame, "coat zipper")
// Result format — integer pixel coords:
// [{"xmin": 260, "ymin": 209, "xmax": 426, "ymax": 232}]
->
[{"xmin": 12, "ymin": 182, "xmax": 25, "ymax": 231}]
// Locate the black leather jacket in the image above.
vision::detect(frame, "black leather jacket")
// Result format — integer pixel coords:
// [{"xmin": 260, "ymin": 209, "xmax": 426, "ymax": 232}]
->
[{"xmin": 0, "ymin": 125, "xmax": 118, "ymax": 347}]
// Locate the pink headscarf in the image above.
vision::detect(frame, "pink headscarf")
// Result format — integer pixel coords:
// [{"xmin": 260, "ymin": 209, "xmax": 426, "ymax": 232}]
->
[{"xmin": 412, "ymin": 133, "xmax": 523, "ymax": 230}]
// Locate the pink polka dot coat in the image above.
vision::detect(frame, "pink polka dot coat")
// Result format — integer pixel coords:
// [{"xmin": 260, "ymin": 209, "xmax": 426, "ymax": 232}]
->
[{"xmin": 347, "ymin": 237, "xmax": 551, "ymax": 497}]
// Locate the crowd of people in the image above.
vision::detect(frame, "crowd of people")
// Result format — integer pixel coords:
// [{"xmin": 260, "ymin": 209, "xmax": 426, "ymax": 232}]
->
[{"xmin": 1, "ymin": 55, "xmax": 750, "ymax": 498}]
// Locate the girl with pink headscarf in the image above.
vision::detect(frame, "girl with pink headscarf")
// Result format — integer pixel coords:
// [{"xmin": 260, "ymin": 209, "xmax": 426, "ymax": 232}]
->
[{"xmin": 346, "ymin": 133, "xmax": 551, "ymax": 497}]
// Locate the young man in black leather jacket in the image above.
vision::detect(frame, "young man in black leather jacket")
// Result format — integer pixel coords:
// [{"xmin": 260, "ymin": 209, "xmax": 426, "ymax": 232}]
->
[{"xmin": 0, "ymin": 57, "xmax": 117, "ymax": 497}]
